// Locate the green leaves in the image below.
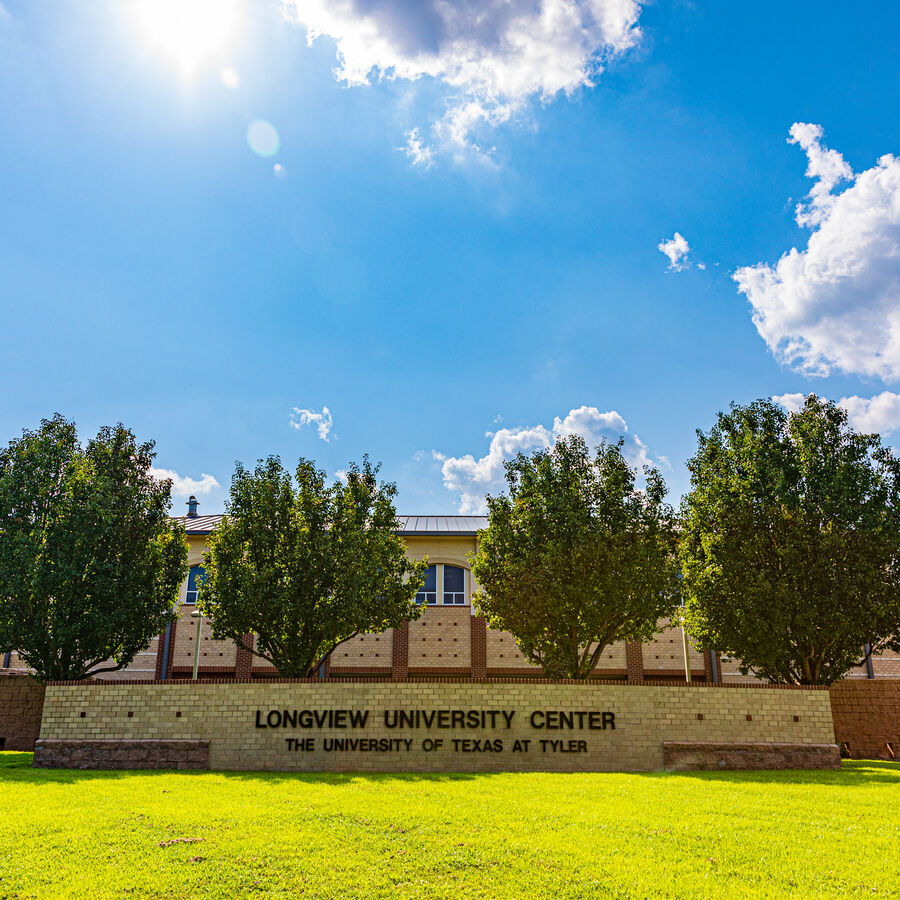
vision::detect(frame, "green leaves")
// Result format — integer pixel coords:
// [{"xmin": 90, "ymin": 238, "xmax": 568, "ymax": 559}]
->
[
  {"xmin": 199, "ymin": 455, "xmax": 426, "ymax": 677},
  {"xmin": 0, "ymin": 414, "xmax": 188, "ymax": 681},
  {"xmin": 471, "ymin": 435, "xmax": 680, "ymax": 678},
  {"xmin": 680, "ymin": 395, "xmax": 900, "ymax": 684}
]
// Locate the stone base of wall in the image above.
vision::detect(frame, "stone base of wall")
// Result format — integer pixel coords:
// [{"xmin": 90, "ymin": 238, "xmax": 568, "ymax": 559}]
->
[
  {"xmin": 830, "ymin": 680, "xmax": 900, "ymax": 760},
  {"xmin": 663, "ymin": 741, "xmax": 841, "ymax": 771},
  {"xmin": 33, "ymin": 739, "xmax": 209, "ymax": 770},
  {"xmin": 0, "ymin": 673, "xmax": 46, "ymax": 751}
]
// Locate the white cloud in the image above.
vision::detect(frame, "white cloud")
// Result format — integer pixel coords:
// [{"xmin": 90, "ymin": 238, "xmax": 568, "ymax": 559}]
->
[
  {"xmin": 289, "ymin": 406, "xmax": 334, "ymax": 441},
  {"xmin": 149, "ymin": 467, "xmax": 219, "ymax": 498},
  {"xmin": 838, "ymin": 392, "xmax": 900, "ymax": 434},
  {"xmin": 658, "ymin": 232, "xmax": 692, "ymax": 271},
  {"xmin": 435, "ymin": 405, "xmax": 653, "ymax": 513},
  {"xmin": 283, "ymin": 0, "xmax": 642, "ymax": 156},
  {"xmin": 774, "ymin": 391, "xmax": 900, "ymax": 435},
  {"xmin": 735, "ymin": 124, "xmax": 900, "ymax": 380},
  {"xmin": 772, "ymin": 392, "xmax": 807, "ymax": 414},
  {"xmin": 334, "ymin": 469, "xmax": 349, "ymax": 483},
  {"xmin": 402, "ymin": 128, "xmax": 434, "ymax": 169}
]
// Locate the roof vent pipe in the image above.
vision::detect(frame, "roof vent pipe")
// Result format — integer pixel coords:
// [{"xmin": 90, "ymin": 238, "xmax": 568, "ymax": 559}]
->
[{"xmin": 186, "ymin": 495, "xmax": 199, "ymax": 518}]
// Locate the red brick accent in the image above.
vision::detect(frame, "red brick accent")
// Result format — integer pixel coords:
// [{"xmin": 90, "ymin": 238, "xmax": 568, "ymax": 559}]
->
[
  {"xmin": 153, "ymin": 628, "xmax": 168, "ymax": 680},
  {"xmin": 470, "ymin": 617, "xmax": 487, "ymax": 679},
  {"xmin": 703, "ymin": 650, "xmax": 718, "ymax": 683},
  {"xmin": 625, "ymin": 641, "xmax": 644, "ymax": 683},
  {"xmin": 0, "ymin": 674, "xmax": 45, "ymax": 751},
  {"xmin": 663, "ymin": 741, "xmax": 840, "ymax": 770},
  {"xmin": 165, "ymin": 619, "xmax": 178, "ymax": 680},
  {"xmin": 391, "ymin": 622, "xmax": 409, "ymax": 681},
  {"xmin": 234, "ymin": 634, "xmax": 254, "ymax": 679},
  {"xmin": 829, "ymin": 680, "xmax": 900, "ymax": 760}
]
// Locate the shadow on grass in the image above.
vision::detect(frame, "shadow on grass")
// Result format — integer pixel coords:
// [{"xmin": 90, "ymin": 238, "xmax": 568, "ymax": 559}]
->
[
  {"xmin": 3, "ymin": 751, "xmax": 898, "ymax": 787},
  {"xmin": 636, "ymin": 759, "xmax": 900, "ymax": 786}
]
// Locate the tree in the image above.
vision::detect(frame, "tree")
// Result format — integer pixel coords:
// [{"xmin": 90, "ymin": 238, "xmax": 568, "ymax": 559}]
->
[
  {"xmin": 471, "ymin": 435, "xmax": 680, "ymax": 678},
  {"xmin": 198, "ymin": 456, "xmax": 427, "ymax": 677},
  {"xmin": 0, "ymin": 414, "xmax": 188, "ymax": 681},
  {"xmin": 680, "ymin": 396, "xmax": 900, "ymax": 685}
]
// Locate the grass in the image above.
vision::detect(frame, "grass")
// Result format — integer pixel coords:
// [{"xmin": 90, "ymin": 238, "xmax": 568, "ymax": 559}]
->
[{"xmin": 1, "ymin": 754, "xmax": 898, "ymax": 899}]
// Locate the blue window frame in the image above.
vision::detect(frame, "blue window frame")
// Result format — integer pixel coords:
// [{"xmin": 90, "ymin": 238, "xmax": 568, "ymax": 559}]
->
[
  {"xmin": 184, "ymin": 565, "xmax": 207, "ymax": 605},
  {"xmin": 416, "ymin": 565, "xmax": 437, "ymax": 605},
  {"xmin": 443, "ymin": 565, "xmax": 466, "ymax": 605}
]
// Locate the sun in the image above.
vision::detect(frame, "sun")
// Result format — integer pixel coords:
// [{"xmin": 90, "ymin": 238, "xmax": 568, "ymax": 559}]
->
[{"xmin": 135, "ymin": 0, "xmax": 240, "ymax": 78}]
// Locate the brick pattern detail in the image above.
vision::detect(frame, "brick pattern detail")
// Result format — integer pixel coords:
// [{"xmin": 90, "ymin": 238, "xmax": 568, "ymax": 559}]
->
[
  {"xmin": 33, "ymin": 739, "xmax": 209, "ymax": 770},
  {"xmin": 471, "ymin": 617, "xmax": 487, "ymax": 679},
  {"xmin": 391, "ymin": 622, "xmax": 409, "ymax": 681},
  {"xmin": 332, "ymin": 630, "xmax": 391, "ymax": 669},
  {"xmin": 625, "ymin": 642, "xmax": 644, "ymax": 683},
  {"xmin": 37, "ymin": 681, "xmax": 837, "ymax": 773},
  {"xmin": 235, "ymin": 635, "xmax": 254, "ymax": 679},
  {"xmin": 829, "ymin": 680, "xmax": 900, "ymax": 760},
  {"xmin": 663, "ymin": 741, "xmax": 840, "ymax": 770},
  {"xmin": 0, "ymin": 674, "xmax": 45, "ymax": 751}
]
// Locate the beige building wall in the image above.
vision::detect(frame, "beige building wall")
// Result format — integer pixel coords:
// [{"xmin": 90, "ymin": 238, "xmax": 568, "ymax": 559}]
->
[{"xmin": 5, "ymin": 526, "xmax": 900, "ymax": 683}]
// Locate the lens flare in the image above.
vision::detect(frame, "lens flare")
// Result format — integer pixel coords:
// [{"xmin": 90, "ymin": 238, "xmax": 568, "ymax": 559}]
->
[
  {"xmin": 247, "ymin": 121, "xmax": 279, "ymax": 157},
  {"xmin": 135, "ymin": 0, "xmax": 240, "ymax": 77}
]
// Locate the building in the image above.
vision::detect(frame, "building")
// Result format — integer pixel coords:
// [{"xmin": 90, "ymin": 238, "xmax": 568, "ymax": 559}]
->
[{"xmin": 3, "ymin": 503, "xmax": 899, "ymax": 682}]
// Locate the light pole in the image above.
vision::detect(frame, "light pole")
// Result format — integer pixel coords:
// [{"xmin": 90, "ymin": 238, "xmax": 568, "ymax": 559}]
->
[{"xmin": 190, "ymin": 609, "xmax": 203, "ymax": 681}]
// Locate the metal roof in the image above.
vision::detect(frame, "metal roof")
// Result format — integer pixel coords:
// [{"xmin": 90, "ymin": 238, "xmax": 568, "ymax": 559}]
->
[
  {"xmin": 172, "ymin": 514, "xmax": 487, "ymax": 536},
  {"xmin": 172, "ymin": 515, "xmax": 224, "ymax": 535},
  {"xmin": 395, "ymin": 515, "xmax": 487, "ymax": 536}
]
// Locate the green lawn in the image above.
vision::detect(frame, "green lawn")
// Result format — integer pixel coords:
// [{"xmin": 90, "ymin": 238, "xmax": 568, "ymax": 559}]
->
[{"xmin": 1, "ymin": 753, "xmax": 898, "ymax": 899}]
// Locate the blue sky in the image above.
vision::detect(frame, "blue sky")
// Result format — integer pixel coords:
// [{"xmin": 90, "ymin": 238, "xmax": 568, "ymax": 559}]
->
[{"xmin": 2, "ymin": 0, "xmax": 899, "ymax": 514}]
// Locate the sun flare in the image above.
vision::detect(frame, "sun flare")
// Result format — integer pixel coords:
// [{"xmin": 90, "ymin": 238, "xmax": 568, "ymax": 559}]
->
[{"xmin": 135, "ymin": 0, "xmax": 240, "ymax": 77}]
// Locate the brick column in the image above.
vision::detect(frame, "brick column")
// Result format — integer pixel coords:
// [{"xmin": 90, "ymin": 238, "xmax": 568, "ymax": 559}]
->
[
  {"xmin": 235, "ymin": 634, "xmax": 254, "ymax": 679},
  {"xmin": 470, "ymin": 616, "xmax": 487, "ymax": 679},
  {"xmin": 703, "ymin": 649, "xmax": 718, "ymax": 684},
  {"xmin": 391, "ymin": 622, "xmax": 409, "ymax": 681},
  {"xmin": 154, "ymin": 627, "xmax": 168, "ymax": 680},
  {"xmin": 164, "ymin": 620, "xmax": 178, "ymax": 679},
  {"xmin": 625, "ymin": 641, "xmax": 644, "ymax": 683}
]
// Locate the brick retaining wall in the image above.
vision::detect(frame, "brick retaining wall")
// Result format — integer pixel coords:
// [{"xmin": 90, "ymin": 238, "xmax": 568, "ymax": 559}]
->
[
  {"xmin": 36, "ymin": 680, "xmax": 837, "ymax": 773},
  {"xmin": 0, "ymin": 673, "xmax": 45, "ymax": 751},
  {"xmin": 829, "ymin": 680, "xmax": 900, "ymax": 760}
]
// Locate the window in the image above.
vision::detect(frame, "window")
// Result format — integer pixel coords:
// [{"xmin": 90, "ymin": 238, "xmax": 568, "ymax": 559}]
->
[
  {"xmin": 184, "ymin": 565, "xmax": 207, "ymax": 605},
  {"xmin": 415, "ymin": 564, "xmax": 437, "ymax": 605},
  {"xmin": 443, "ymin": 565, "xmax": 466, "ymax": 605}
]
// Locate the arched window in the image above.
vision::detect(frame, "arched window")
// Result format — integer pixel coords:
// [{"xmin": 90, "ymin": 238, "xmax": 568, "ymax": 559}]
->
[
  {"xmin": 415, "ymin": 564, "xmax": 437, "ymax": 605},
  {"xmin": 184, "ymin": 565, "xmax": 207, "ymax": 605},
  {"xmin": 443, "ymin": 565, "xmax": 466, "ymax": 605}
]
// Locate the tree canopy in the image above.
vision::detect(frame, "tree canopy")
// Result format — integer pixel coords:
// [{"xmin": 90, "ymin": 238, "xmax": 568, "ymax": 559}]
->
[
  {"xmin": 0, "ymin": 414, "xmax": 188, "ymax": 681},
  {"xmin": 199, "ymin": 455, "xmax": 427, "ymax": 677},
  {"xmin": 471, "ymin": 435, "xmax": 680, "ymax": 678},
  {"xmin": 680, "ymin": 396, "xmax": 900, "ymax": 685}
]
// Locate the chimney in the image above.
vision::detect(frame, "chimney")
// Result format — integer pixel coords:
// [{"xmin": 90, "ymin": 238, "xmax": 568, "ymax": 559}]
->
[{"xmin": 186, "ymin": 495, "xmax": 199, "ymax": 518}]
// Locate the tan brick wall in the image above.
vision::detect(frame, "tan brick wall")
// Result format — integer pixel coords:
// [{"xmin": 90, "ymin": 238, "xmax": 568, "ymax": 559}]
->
[
  {"xmin": 643, "ymin": 618, "xmax": 706, "ymax": 676},
  {"xmin": 39, "ymin": 680, "xmax": 836, "ymax": 773},
  {"xmin": 408, "ymin": 605, "xmax": 471, "ymax": 671},
  {"xmin": 485, "ymin": 628, "xmax": 536, "ymax": 671},
  {"xmin": 332, "ymin": 630, "xmax": 393, "ymax": 671},
  {"xmin": 167, "ymin": 609, "xmax": 237, "ymax": 672}
]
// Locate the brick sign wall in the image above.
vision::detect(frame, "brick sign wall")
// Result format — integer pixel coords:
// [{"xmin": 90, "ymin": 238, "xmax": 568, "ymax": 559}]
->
[{"xmin": 35, "ymin": 680, "xmax": 838, "ymax": 772}]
